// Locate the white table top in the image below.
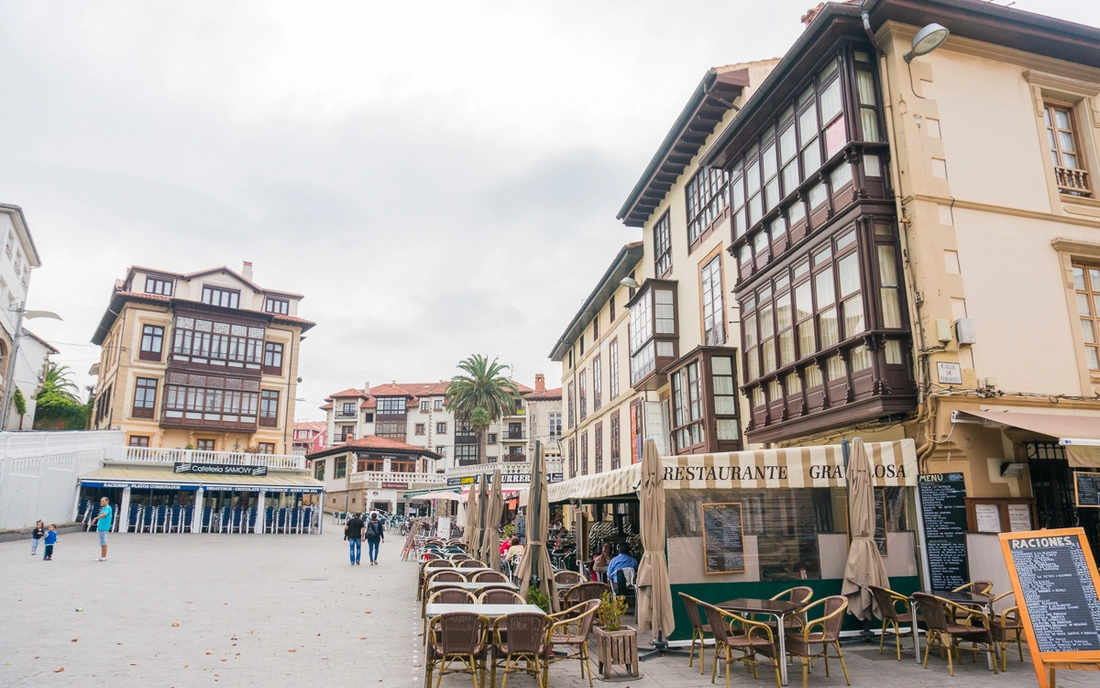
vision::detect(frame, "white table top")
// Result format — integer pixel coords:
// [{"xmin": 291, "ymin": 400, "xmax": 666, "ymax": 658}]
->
[{"xmin": 425, "ymin": 603, "xmax": 545, "ymax": 618}]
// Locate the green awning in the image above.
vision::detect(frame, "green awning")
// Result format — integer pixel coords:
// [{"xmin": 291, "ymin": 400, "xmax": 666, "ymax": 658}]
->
[{"xmin": 402, "ymin": 487, "xmax": 460, "ymax": 499}]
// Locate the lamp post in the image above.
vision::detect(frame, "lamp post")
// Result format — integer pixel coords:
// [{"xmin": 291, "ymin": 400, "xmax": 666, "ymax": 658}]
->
[{"xmin": 0, "ymin": 301, "xmax": 61, "ymax": 431}]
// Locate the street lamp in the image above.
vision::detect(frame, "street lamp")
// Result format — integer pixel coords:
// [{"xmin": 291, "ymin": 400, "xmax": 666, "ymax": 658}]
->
[
  {"xmin": 0, "ymin": 301, "xmax": 62, "ymax": 430},
  {"xmin": 903, "ymin": 23, "xmax": 950, "ymax": 62}
]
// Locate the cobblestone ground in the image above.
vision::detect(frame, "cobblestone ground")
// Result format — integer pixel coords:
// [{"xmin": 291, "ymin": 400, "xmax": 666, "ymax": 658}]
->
[{"xmin": 0, "ymin": 525, "xmax": 1088, "ymax": 687}]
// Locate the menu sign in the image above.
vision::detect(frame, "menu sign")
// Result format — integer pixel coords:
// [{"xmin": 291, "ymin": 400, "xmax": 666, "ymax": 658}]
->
[
  {"xmin": 919, "ymin": 473, "xmax": 969, "ymax": 591},
  {"xmin": 1075, "ymin": 472, "xmax": 1100, "ymax": 508},
  {"xmin": 701, "ymin": 502, "xmax": 745, "ymax": 574},
  {"xmin": 874, "ymin": 490, "xmax": 888, "ymax": 556},
  {"xmin": 1000, "ymin": 528, "xmax": 1100, "ymax": 688}
]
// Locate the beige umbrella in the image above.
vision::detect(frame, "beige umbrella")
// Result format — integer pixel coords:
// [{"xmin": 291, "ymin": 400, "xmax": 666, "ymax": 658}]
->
[
  {"xmin": 841, "ymin": 438, "xmax": 890, "ymax": 620},
  {"xmin": 636, "ymin": 438, "xmax": 675, "ymax": 638},
  {"xmin": 515, "ymin": 444, "xmax": 559, "ymax": 612},
  {"xmin": 480, "ymin": 470, "xmax": 504, "ymax": 571},
  {"xmin": 463, "ymin": 480, "xmax": 481, "ymax": 551}
]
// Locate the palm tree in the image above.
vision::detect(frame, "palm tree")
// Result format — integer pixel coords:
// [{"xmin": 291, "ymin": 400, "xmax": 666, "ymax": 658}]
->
[
  {"xmin": 37, "ymin": 363, "xmax": 82, "ymax": 406},
  {"xmin": 445, "ymin": 355, "xmax": 519, "ymax": 464}
]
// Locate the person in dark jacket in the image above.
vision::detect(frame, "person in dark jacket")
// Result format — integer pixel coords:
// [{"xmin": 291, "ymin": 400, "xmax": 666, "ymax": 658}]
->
[
  {"xmin": 345, "ymin": 513, "xmax": 365, "ymax": 566},
  {"xmin": 365, "ymin": 513, "xmax": 384, "ymax": 565},
  {"xmin": 31, "ymin": 520, "xmax": 44, "ymax": 556}
]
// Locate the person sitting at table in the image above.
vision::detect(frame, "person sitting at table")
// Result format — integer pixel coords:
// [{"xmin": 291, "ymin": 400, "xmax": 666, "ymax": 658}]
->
[
  {"xmin": 591, "ymin": 542, "xmax": 613, "ymax": 581},
  {"xmin": 605, "ymin": 543, "xmax": 638, "ymax": 595},
  {"xmin": 500, "ymin": 537, "xmax": 512, "ymax": 557},
  {"xmin": 504, "ymin": 536, "xmax": 525, "ymax": 564}
]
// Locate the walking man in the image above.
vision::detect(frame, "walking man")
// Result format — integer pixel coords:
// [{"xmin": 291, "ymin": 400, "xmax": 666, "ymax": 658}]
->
[
  {"xmin": 365, "ymin": 512, "xmax": 384, "ymax": 565},
  {"xmin": 344, "ymin": 512, "xmax": 365, "ymax": 566},
  {"xmin": 91, "ymin": 496, "xmax": 113, "ymax": 561}
]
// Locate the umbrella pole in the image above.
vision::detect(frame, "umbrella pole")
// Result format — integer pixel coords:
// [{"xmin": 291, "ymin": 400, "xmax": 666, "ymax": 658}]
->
[{"xmin": 530, "ymin": 441, "xmax": 541, "ymax": 589}]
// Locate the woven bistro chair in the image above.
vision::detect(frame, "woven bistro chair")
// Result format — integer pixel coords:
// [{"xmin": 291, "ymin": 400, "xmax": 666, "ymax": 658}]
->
[
  {"xmin": 489, "ymin": 612, "xmax": 551, "ymax": 688},
  {"xmin": 701, "ymin": 602, "xmax": 781, "ymax": 688},
  {"xmin": 554, "ymin": 570, "xmax": 586, "ymax": 586},
  {"xmin": 911, "ymin": 593, "xmax": 998, "ymax": 677},
  {"xmin": 471, "ymin": 570, "xmax": 509, "ymax": 583},
  {"xmin": 562, "ymin": 582, "xmax": 610, "ymax": 608},
  {"xmin": 425, "ymin": 612, "xmax": 490, "ymax": 688},
  {"xmin": 478, "ymin": 589, "xmax": 526, "ymax": 605},
  {"xmin": 450, "ymin": 554, "xmax": 474, "ymax": 563},
  {"xmin": 677, "ymin": 592, "xmax": 714, "ymax": 674},
  {"xmin": 758, "ymin": 586, "xmax": 814, "ymax": 631},
  {"xmin": 425, "ymin": 589, "xmax": 478, "ymax": 635},
  {"xmin": 459, "ymin": 560, "xmax": 487, "ymax": 569},
  {"xmin": 869, "ymin": 585, "xmax": 921, "ymax": 660},
  {"xmin": 952, "ymin": 580, "xmax": 994, "ymax": 595},
  {"xmin": 989, "ymin": 591, "xmax": 1024, "ymax": 672},
  {"xmin": 421, "ymin": 569, "xmax": 467, "ymax": 602},
  {"xmin": 784, "ymin": 595, "xmax": 851, "ymax": 688},
  {"xmin": 547, "ymin": 599, "xmax": 600, "ymax": 688}
]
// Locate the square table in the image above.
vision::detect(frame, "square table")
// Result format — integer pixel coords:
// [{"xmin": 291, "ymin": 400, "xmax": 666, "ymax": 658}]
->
[
  {"xmin": 719, "ymin": 598, "xmax": 802, "ymax": 686},
  {"xmin": 424, "ymin": 603, "xmax": 546, "ymax": 619}
]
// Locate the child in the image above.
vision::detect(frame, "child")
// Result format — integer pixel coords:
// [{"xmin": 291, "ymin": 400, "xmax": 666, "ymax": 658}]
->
[
  {"xmin": 31, "ymin": 520, "xmax": 44, "ymax": 556},
  {"xmin": 42, "ymin": 525, "xmax": 57, "ymax": 561}
]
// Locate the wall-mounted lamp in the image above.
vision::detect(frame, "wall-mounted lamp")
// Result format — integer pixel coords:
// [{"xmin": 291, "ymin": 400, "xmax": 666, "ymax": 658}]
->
[
  {"xmin": 1000, "ymin": 462, "xmax": 1027, "ymax": 478},
  {"xmin": 619, "ymin": 277, "xmax": 641, "ymax": 289},
  {"xmin": 904, "ymin": 23, "xmax": 950, "ymax": 62}
]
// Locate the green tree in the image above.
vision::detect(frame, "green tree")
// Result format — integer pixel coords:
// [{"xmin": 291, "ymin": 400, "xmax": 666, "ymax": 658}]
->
[
  {"xmin": 37, "ymin": 364, "xmax": 81, "ymax": 406},
  {"xmin": 445, "ymin": 355, "xmax": 519, "ymax": 464},
  {"xmin": 12, "ymin": 387, "xmax": 25, "ymax": 428},
  {"xmin": 33, "ymin": 364, "xmax": 91, "ymax": 430}
]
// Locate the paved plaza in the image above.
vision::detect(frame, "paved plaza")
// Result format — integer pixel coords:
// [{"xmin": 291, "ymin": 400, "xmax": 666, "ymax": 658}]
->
[{"xmin": 0, "ymin": 525, "xmax": 1088, "ymax": 687}]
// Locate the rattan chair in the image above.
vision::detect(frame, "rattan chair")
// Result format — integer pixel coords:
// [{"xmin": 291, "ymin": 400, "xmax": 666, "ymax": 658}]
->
[
  {"xmin": 424, "ymin": 589, "xmax": 479, "ymax": 634},
  {"xmin": 677, "ymin": 592, "xmax": 713, "ymax": 674},
  {"xmin": 425, "ymin": 612, "xmax": 490, "ymax": 688},
  {"xmin": 911, "ymin": 592, "xmax": 998, "ymax": 677},
  {"xmin": 562, "ymin": 582, "xmax": 609, "ymax": 607},
  {"xmin": 421, "ymin": 569, "xmax": 467, "ymax": 602},
  {"xmin": 784, "ymin": 595, "xmax": 851, "ymax": 688},
  {"xmin": 547, "ymin": 599, "xmax": 600, "ymax": 688},
  {"xmin": 459, "ymin": 559, "xmax": 487, "ymax": 569},
  {"xmin": 554, "ymin": 570, "xmax": 586, "ymax": 586},
  {"xmin": 989, "ymin": 591, "xmax": 1023, "ymax": 672},
  {"xmin": 952, "ymin": 580, "xmax": 994, "ymax": 595},
  {"xmin": 869, "ymin": 585, "xmax": 921, "ymax": 660},
  {"xmin": 701, "ymin": 602, "xmax": 781, "ymax": 688},
  {"xmin": 471, "ymin": 570, "xmax": 509, "ymax": 583},
  {"xmin": 761, "ymin": 586, "xmax": 813, "ymax": 631},
  {"xmin": 478, "ymin": 589, "xmax": 526, "ymax": 605},
  {"xmin": 490, "ymin": 612, "xmax": 551, "ymax": 688}
]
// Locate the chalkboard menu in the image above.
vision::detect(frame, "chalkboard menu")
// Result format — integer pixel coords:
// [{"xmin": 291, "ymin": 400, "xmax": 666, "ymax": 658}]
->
[
  {"xmin": 1075, "ymin": 471, "xmax": 1100, "ymax": 508},
  {"xmin": 920, "ymin": 473, "xmax": 969, "ymax": 591},
  {"xmin": 1000, "ymin": 528, "xmax": 1100, "ymax": 686},
  {"xmin": 702, "ymin": 502, "xmax": 745, "ymax": 574},
  {"xmin": 874, "ymin": 490, "xmax": 888, "ymax": 556}
]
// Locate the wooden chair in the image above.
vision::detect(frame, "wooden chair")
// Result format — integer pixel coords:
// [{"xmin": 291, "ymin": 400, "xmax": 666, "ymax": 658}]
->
[
  {"xmin": 989, "ymin": 591, "xmax": 1024, "ymax": 672},
  {"xmin": 547, "ymin": 599, "xmax": 600, "ymax": 688},
  {"xmin": 478, "ymin": 589, "xmax": 526, "ymax": 605},
  {"xmin": 489, "ymin": 613, "xmax": 551, "ymax": 688},
  {"xmin": 677, "ymin": 592, "xmax": 713, "ymax": 674},
  {"xmin": 554, "ymin": 570, "xmax": 586, "ymax": 586},
  {"xmin": 869, "ymin": 585, "xmax": 921, "ymax": 660},
  {"xmin": 701, "ymin": 602, "xmax": 781, "ymax": 688},
  {"xmin": 425, "ymin": 612, "xmax": 490, "ymax": 688},
  {"xmin": 784, "ymin": 595, "xmax": 851, "ymax": 688},
  {"xmin": 562, "ymin": 582, "xmax": 610, "ymax": 608},
  {"xmin": 911, "ymin": 592, "xmax": 998, "ymax": 677},
  {"xmin": 471, "ymin": 570, "xmax": 508, "ymax": 583}
]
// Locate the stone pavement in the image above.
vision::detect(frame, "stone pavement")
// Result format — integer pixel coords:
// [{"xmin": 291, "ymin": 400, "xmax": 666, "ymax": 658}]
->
[{"xmin": 0, "ymin": 524, "xmax": 1086, "ymax": 687}]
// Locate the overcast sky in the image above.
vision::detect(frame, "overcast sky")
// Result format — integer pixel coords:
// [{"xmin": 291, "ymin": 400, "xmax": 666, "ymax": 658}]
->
[{"xmin": 1, "ymin": 1, "xmax": 1095, "ymax": 422}]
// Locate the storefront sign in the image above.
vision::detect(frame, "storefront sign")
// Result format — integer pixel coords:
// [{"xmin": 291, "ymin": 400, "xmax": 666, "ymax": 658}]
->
[
  {"xmin": 999, "ymin": 528, "xmax": 1100, "ymax": 688},
  {"xmin": 499, "ymin": 473, "xmax": 530, "ymax": 485},
  {"xmin": 548, "ymin": 473, "xmax": 564, "ymax": 483},
  {"xmin": 381, "ymin": 482, "xmax": 408, "ymax": 489},
  {"xmin": 447, "ymin": 476, "xmax": 479, "ymax": 487},
  {"xmin": 919, "ymin": 472, "xmax": 969, "ymax": 591},
  {"xmin": 701, "ymin": 502, "xmax": 745, "ymax": 574},
  {"xmin": 81, "ymin": 481, "xmax": 199, "ymax": 491},
  {"xmin": 1075, "ymin": 471, "xmax": 1100, "ymax": 508},
  {"xmin": 174, "ymin": 462, "xmax": 268, "ymax": 477}
]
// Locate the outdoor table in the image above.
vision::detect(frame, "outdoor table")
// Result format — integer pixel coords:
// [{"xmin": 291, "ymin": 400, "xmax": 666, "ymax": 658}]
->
[
  {"xmin": 719, "ymin": 598, "xmax": 802, "ymax": 686},
  {"xmin": 424, "ymin": 603, "xmax": 546, "ymax": 619},
  {"xmin": 425, "ymin": 581, "xmax": 518, "ymax": 594}
]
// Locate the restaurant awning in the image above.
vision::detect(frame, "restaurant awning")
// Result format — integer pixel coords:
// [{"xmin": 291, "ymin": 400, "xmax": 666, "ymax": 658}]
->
[
  {"xmin": 79, "ymin": 466, "xmax": 325, "ymax": 494},
  {"xmin": 402, "ymin": 487, "xmax": 460, "ymax": 499},
  {"xmin": 952, "ymin": 409, "xmax": 1100, "ymax": 467},
  {"xmin": 548, "ymin": 463, "xmax": 641, "ymax": 503}
]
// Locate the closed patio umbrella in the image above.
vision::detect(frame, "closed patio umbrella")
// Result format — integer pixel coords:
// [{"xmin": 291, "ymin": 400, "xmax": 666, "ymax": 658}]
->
[
  {"xmin": 463, "ymin": 478, "xmax": 481, "ymax": 550},
  {"xmin": 515, "ymin": 443, "xmax": 558, "ymax": 612},
  {"xmin": 840, "ymin": 438, "xmax": 890, "ymax": 620},
  {"xmin": 636, "ymin": 438, "xmax": 675, "ymax": 638},
  {"xmin": 480, "ymin": 469, "xmax": 504, "ymax": 571}
]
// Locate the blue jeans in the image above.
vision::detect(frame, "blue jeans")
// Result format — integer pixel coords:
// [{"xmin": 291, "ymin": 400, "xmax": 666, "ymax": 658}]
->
[
  {"xmin": 367, "ymin": 538, "xmax": 380, "ymax": 562},
  {"xmin": 349, "ymin": 538, "xmax": 362, "ymax": 564},
  {"xmin": 31, "ymin": 538, "xmax": 41, "ymax": 555}
]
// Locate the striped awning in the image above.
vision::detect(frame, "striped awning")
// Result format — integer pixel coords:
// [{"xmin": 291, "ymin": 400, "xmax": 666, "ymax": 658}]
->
[
  {"xmin": 547, "ymin": 463, "xmax": 641, "ymax": 503},
  {"xmin": 661, "ymin": 439, "xmax": 917, "ymax": 490}
]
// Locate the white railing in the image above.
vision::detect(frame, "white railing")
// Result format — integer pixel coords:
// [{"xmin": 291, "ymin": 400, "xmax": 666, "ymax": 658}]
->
[
  {"xmin": 104, "ymin": 446, "xmax": 306, "ymax": 471},
  {"xmin": 447, "ymin": 461, "xmax": 533, "ymax": 479},
  {"xmin": 0, "ymin": 430, "xmax": 124, "ymax": 460},
  {"xmin": 349, "ymin": 471, "xmax": 446, "ymax": 485}
]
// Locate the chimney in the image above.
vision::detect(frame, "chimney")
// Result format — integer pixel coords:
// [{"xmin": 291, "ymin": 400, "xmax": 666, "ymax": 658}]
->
[
  {"xmin": 242, "ymin": 261, "xmax": 254, "ymax": 282},
  {"xmin": 364, "ymin": 381, "xmax": 370, "ymax": 395},
  {"xmin": 535, "ymin": 374, "xmax": 545, "ymax": 393}
]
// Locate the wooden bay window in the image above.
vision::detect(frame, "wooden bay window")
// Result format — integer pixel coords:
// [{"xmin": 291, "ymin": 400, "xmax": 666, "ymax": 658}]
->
[{"xmin": 627, "ymin": 279, "xmax": 679, "ymax": 390}]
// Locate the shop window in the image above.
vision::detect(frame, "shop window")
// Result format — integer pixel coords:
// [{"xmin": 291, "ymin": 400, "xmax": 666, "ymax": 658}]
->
[
  {"xmin": 132, "ymin": 377, "xmax": 158, "ymax": 419},
  {"xmin": 627, "ymin": 280, "xmax": 678, "ymax": 389},
  {"xmin": 139, "ymin": 325, "xmax": 164, "ymax": 362},
  {"xmin": 128, "ymin": 435, "xmax": 150, "ymax": 447},
  {"xmin": 334, "ymin": 457, "xmax": 347, "ymax": 479}
]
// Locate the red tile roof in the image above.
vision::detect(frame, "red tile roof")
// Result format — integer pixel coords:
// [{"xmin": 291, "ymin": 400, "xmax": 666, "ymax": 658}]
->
[
  {"xmin": 306, "ymin": 435, "xmax": 443, "ymax": 460},
  {"xmin": 326, "ymin": 379, "xmax": 537, "ymax": 407},
  {"xmin": 525, "ymin": 387, "xmax": 562, "ymax": 401},
  {"xmin": 329, "ymin": 388, "xmax": 369, "ymax": 399}
]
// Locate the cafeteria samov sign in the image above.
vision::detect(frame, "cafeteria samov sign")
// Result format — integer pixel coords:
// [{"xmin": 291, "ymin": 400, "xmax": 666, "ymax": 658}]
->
[{"xmin": 174, "ymin": 463, "xmax": 268, "ymax": 477}]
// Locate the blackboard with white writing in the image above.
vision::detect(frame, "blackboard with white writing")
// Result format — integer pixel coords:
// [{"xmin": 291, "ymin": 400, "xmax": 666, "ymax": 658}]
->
[
  {"xmin": 1075, "ymin": 471, "xmax": 1100, "ymax": 508},
  {"xmin": 874, "ymin": 489, "xmax": 888, "ymax": 556},
  {"xmin": 1005, "ymin": 532, "xmax": 1100, "ymax": 653},
  {"xmin": 920, "ymin": 473, "xmax": 969, "ymax": 590},
  {"xmin": 702, "ymin": 502, "xmax": 745, "ymax": 574}
]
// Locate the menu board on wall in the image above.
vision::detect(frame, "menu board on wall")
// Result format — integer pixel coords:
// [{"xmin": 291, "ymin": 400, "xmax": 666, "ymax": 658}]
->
[
  {"xmin": 999, "ymin": 528, "xmax": 1100, "ymax": 688},
  {"xmin": 1075, "ymin": 471, "xmax": 1100, "ymax": 508},
  {"xmin": 920, "ymin": 473, "xmax": 969, "ymax": 591},
  {"xmin": 874, "ymin": 489, "xmax": 888, "ymax": 556},
  {"xmin": 702, "ymin": 502, "xmax": 745, "ymax": 574}
]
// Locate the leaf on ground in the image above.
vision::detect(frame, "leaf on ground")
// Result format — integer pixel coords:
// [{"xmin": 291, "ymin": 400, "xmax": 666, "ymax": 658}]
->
[
  {"xmin": 220, "ymin": 659, "xmax": 226, "ymax": 662},
  {"xmin": 53, "ymin": 668, "xmax": 64, "ymax": 673},
  {"xmin": 205, "ymin": 652, "xmax": 213, "ymax": 656},
  {"xmin": 171, "ymin": 622, "xmax": 180, "ymax": 627},
  {"xmin": 287, "ymin": 649, "xmax": 296, "ymax": 653},
  {"xmin": 249, "ymin": 631, "xmax": 254, "ymax": 635},
  {"xmin": 70, "ymin": 639, "xmax": 78, "ymax": 642},
  {"xmin": 130, "ymin": 663, "xmax": 139, "ymax": 667}
]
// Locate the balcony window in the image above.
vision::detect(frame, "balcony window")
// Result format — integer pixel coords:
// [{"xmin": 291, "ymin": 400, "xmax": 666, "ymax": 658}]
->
[
  {"xmin": 264, "ymin": 297, "xmax": 289, "ymax": 315},
  {"xmin": 392, "ymin": 458, "xmax": 416, "ymax": 473},
  {"xmin": 334, "ymin": 457, "xmax": 346, "ymax": 479},
  {"xmin": 580, "ymin": 431, "xmax": 588, "ymax": 476},
  {"xmin": 608, "ymin": 339, "xmax": 619, "ymax": 399},
  {"xmin": 140, "ymin": 325, "xmax": 164, "ymax": 362},
  {"xmin": 654, "ymin": 212, "xmax": 672, "ymax": 277},
  {"xmin": 668, "ymin": 350, "xmax": 742, "ymax": 454},
  {"xmin": 202, "ymin": 286, "xmax": 240, "ymax": 309},
  {"xmin": 1045, "ymin": 101, "xmax": 1092, "ymax": 197},
  {"xmin": 376, "ymin": 421, "xmax": 405, "ymax": 438},
  {"xmin": 259, "ymin": 390, "xmax": 279, "ymax": 427},
  {"xmin": 567, "ymin": 381, "xmax": 575, "ymax": 428},
  {"xmin": 594, "ymin": 421, "xmax": 604, "ymax": 473},
  {"xmin": 628, "ymin": 280, "xmax": 678, "ymax": 388},
  {"xmin": 548, "ymin": 412, "xmax": 561, "ymax": 438},
  {"xmin": 171, "ymin": 315, "xmax": 264, "ymax": 371},
  {"xmin": 341, "ymin": 402, "xmax": 355, "ymax": 417},
  {"xmin": 592, "ymin": 355, "xmax": 602, "ymax": 411},
  {"xmin": 701, "ymin": 255, "xmax": 726, "ymax": 346},
  {"xmin": 162, "ymin": 376, "xmax": 259, "ymax": 430},
  {"xmin": 376, "ymin": 397, "xmax": 407, "ymax": 416},
  {"xmin": 455, "ymin": 442, "xmax": 479, "ymax": 465},
  {"xmin": 145, "ymin": 277, "xmax": 173, "ymax": 296},
  {"xmin": 686, "ymin": 166, "xmax": 729, "ymax": 250},
  {"xmin": 132, "ymin": 377, "xmax": 157, "ymax": 419},
  {"xmin": 609, "ymin": 411, "xmax": 620, "ymax": 470},
  {"xmin": 1074, "ymin": 263, "xmax": 1100, "ymax": 370},
  {"xmin": 262, "ymin": 342, "xmax": 283, "ymax": 375},
  {"xmin": 508, "ymin": 422, "xmax": 523, "ymax": 440}
]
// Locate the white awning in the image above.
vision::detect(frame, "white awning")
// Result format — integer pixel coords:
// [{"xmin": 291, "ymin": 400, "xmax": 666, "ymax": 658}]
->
[{"xmin": 547, "ymin": 463, "xmax": 641, "ymax": 503}]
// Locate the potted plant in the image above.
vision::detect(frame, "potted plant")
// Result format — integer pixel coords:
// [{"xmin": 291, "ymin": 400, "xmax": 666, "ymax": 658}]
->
[
  {"xmin": 527, "ymin": 586, "xmax": 551, "ymax": 613},
  {"xmin": 592, "ymin": 592, "xmax": 639, "ymax": 678}
]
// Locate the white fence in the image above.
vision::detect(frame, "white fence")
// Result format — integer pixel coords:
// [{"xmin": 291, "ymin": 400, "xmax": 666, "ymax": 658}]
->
[
  {"xmin": 103, "ymin": 446, "xmax": 306, "ymax": 470},
  {"xmin": 0, "ymin": 431, "xmax": 124, "ymax": 531}
]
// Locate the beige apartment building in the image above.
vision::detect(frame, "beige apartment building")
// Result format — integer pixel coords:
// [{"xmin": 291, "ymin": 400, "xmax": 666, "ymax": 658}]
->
[{"xmin": 90, "ymin": 262, "xmax": 312, "ymax": 453}]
